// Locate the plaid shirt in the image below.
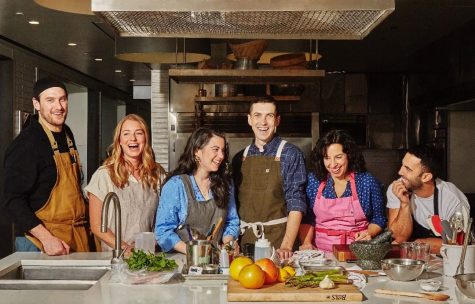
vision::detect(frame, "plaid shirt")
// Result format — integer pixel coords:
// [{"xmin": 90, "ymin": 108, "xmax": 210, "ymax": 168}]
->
[{"xmin": 237, "ymin": 135, "xmax": 307, "ymax": 214}]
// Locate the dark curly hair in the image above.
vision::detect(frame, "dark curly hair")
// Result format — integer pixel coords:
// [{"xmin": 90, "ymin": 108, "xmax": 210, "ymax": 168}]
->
[
  {"xmin": 310, "ymin": 129, "xmax": 366, "ymax": 180},
  {"xmin": 166, "ymin": 127, "xmax": 231, "ymax": 209}
]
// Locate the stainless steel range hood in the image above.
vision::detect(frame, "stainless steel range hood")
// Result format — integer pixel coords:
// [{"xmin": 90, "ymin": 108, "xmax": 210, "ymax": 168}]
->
[{"xmin": 92, "ymin": 0, "xmax": 394, "ymax": 40}]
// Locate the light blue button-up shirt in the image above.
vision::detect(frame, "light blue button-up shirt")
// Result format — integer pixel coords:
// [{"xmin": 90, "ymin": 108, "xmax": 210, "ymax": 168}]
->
[{"xmin": 155, "ymin": 174, "xmax": 240, "ymax": 252}]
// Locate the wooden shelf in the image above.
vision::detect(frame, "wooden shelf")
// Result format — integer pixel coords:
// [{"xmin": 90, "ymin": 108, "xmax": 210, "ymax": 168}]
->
[
  {"xmin": 169, "ymin": 69, "xmax": 324, "ymax": 84},
  {"xmin": 194, "ymin": 96, "xmax": 300, "ymax": 104}
]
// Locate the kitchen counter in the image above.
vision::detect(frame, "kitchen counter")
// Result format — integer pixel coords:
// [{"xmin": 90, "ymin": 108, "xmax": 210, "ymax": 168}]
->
[{"xmin": 0, "ymin": 252, "xmax": 472, "ymax": 304}]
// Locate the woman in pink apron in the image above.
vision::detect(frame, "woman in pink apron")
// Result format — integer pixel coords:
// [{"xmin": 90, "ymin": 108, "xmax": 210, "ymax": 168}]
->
[{"xmin": 299, "ymin": 130, "xmax": 386, "ymax": 252}]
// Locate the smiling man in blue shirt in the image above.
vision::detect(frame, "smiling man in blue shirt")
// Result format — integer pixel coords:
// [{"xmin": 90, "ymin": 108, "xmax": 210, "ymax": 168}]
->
[{"xmin": 232, "ymin": 97, "xmax": 307, "ymax": 260}]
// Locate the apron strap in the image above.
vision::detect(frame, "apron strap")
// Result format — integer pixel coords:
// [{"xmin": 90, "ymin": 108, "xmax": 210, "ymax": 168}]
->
[
  {"xmin": 180, "ymin": 174, "xmax": 197, "ymax": 201},
  {"xmin": 317, "ymin": 180, "xmax": 326, "ymax": 200},
  {"xmin": 274, "ymin": 140, "xmax": 286, "ymax": 161},
  {"xmin": 349, "ymin": 173, "xmax": 358, "ymax": 201},
  {"xmin": 38, "ymin": 118, "xmax": 76, "ymax": 156},
  {"xmin": 240, "ymin": 217, "xmax": 288, "ymax": 239},
  {"xmin": 242, "ymin": 145, "xmax": 251, "ymax": 160},
  {"xmin": 317, "ymin": 173, "xmax": 357, "ymax": 200},
  {"xmin": 38, "ymin": 118, "xmax": 59, "ymax": 153}
]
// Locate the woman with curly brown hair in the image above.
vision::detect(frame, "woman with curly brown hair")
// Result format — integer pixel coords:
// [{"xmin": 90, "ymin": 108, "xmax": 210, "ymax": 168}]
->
[
  {"xmin": 85, "ymin": 114, "xmax": 165, "ymax": 253},
  {"xmin": 299, "ymin": 130, "xmax": 386, "ymax": 252}
]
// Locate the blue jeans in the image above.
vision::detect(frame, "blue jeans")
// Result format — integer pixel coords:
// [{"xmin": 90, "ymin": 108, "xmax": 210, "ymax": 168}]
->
[{"xmin": 15, "ymin": 237, "xmax": 40, "ymax": 252}]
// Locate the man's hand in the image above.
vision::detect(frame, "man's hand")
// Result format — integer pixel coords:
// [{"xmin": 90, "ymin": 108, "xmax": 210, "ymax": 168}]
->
[
  {"xmin": 392, "ymin": 180, "xmax": 410, "ymax": 206},
  {"xmin": 42, "ymin": 236, "xmax": 70, "ymax": 255},
  {"xmin": 29, "ymin": 224, "xmax": 70, "ymax": 256}
]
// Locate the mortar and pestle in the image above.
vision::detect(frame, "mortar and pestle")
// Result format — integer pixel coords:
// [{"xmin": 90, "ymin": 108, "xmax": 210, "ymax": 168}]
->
[{"xmin": 349, "ymin": 230, "xmax": 393, "ymax": 270}]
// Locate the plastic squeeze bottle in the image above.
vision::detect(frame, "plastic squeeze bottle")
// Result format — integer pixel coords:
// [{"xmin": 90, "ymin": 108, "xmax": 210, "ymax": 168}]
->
[{"xmin": 254, "ymin": 234, "xmax": 273, "ymax": 261}]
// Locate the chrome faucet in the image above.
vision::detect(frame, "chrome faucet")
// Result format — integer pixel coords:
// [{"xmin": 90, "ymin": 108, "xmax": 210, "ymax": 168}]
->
[{"xmin": 101, "ymin": 192, "xmax": 122, "ymax": 259}]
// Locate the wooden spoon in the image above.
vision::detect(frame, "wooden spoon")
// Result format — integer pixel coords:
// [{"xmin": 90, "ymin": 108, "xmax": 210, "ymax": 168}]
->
[
  {"xmin": 374, "ymin": 289, "xmax": 449, "ymax": 301},
  {"xmin": 207, "ymin": 217, "xmax": 224, "ymax": 241}
]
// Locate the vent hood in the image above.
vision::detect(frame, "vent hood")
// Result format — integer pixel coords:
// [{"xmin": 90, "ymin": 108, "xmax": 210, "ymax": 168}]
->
[{"xmin": 92, "ymin": 0, "xmax": 394, "ymax": 40}]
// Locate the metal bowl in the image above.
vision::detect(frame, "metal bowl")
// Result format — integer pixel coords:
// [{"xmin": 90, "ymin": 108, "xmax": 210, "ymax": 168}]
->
[
  {"xmin": 454, "ymin": 273, "xmax": 475, "ymax": 299},
  {"xmin": 381, "ymin": 258, "xmax": 425, "ymax": 281}
]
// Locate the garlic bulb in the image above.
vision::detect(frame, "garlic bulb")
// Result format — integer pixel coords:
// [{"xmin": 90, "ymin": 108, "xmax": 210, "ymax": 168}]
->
[{"xmin": 319, "ymin": 275, "xmax": 335, "ymax": 289}]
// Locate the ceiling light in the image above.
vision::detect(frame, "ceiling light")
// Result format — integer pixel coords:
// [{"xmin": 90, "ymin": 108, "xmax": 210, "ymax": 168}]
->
[
  {"xmin": 15, "ymin": 12, "xmax": 24, "ymax": 15},
  {"xmin": 28, "ymin": 20, "xmax": 40, "ymax": 25},
  {"xmin": 67, "ymin": 42, "xmax": 77, "ymax": 46},
  {"xmin": 114, "ymin": 69, "xmax": 122, "ymax": 73},
  {"xmin": 94, "ymin": 58, "xmax": 103, "ymax": 61},
  {"xmin": 115, "ymin": 37, "xmax": 210, "ymax": 64},
  {"xmin": 129, "ymin": 79, "xmax": 135, "ymax": 82}
]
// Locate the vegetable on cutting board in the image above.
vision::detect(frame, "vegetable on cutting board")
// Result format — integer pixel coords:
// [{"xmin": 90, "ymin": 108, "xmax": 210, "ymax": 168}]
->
[{"xmin": 285, "ymin": 270, "xmax": 352, "ymax": 289}]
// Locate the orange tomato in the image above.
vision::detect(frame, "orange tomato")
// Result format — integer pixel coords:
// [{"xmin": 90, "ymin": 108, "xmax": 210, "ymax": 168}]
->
[
  {"xmin": 229, "ymin": 256, "xmax": 253, "ymax": 281},
  {"xmin": 238, "ymin": 264, "xmax": 266, "ymax": 289},
  {"xmin": 254, "ymin": 258, "xmax": 279, "ymax": 284}
]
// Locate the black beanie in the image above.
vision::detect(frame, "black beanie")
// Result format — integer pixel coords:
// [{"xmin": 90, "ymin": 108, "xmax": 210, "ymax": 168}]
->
[{"xmin": 33, "ymin": 78, "xmax": 68, "ymax": 99}]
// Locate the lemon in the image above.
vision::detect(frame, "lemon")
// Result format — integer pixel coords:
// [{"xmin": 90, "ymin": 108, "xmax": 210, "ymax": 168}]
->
[
  {"xmin": 282, "ymin": 266, "xmax": 296, "ymax": 277},
  {"xmin": 278, "ymin": 268, "xmax": 291, "ymax": 282}
]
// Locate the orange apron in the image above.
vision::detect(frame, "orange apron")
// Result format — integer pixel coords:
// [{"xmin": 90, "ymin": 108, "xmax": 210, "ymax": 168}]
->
[{"xmin": 26, "ymin": 119, "xmax": 89, "ymax": 252}]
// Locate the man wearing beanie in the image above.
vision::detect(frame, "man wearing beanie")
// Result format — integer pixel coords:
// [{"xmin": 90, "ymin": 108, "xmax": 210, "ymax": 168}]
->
[{"xmin": 3, "ymin": 78, "xmax": 89, "ymax": 255}]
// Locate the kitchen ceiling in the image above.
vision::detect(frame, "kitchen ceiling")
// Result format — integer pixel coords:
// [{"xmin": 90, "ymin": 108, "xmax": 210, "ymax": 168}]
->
[{"xmin": 0, "ymin": 0, "xmax": 474, "ymax": 94}]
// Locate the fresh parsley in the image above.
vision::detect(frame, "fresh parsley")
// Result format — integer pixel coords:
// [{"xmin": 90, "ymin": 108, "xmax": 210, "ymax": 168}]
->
[{"xmin": 126, "ymin": 250, "xmax": 177, "ymax": 272}]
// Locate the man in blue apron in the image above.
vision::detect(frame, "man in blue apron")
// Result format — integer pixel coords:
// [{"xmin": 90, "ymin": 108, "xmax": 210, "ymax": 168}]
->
[
  {"xmin": 232, "ymin": 97, "xmax": 307, "ymax": 260},
  {"xmin": 387, "ymin": 145, "xmax": 469, "ymax": 253}
]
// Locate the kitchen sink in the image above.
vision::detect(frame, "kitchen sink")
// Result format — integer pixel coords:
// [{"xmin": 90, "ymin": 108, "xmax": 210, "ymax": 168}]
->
[
  {"xmin": 0, "ymin": 265, "xmax": 109, "ymax": 290},
  {"xmin": 0, "ymin": 280, "xmax": 96, "ymax": 290}
]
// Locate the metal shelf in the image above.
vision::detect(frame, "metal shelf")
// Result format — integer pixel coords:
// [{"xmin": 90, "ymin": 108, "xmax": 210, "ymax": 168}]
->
[
  {"xmin": 169, "ymin": 69, "xmax": 324, "ymax": 84},
  {"xmin": 194, "ymin": 96, "xmax": 300, "ymax": 104}
]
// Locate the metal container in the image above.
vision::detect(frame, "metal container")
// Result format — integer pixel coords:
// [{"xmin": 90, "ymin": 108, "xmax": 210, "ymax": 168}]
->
[
  {"xmin": 454, "ymin": 273, "xmax": 475, "ymax": 298},
  {"xmin": 234, "ymin": 58, "xmax": 258, "ymax": 69},
  {"xmin": 187, "ymin": 240, "xmax": 213, "ymax": 266},
  {"xmin": 381, "ymin": 258, "xmax": 425, "ymax": 281},
  {"xmin": 215, "ymin": 84, "xmax": 238, "ymax": 97},
  {"xmin": 201, "ymin": 264, "xmax": 219, "ymax": 274}
]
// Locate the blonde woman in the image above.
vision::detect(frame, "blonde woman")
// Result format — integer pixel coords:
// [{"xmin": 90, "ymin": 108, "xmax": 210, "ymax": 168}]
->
[{"xmin": 85, "ymin": 114, "xmax": 165, "ymax": 253}]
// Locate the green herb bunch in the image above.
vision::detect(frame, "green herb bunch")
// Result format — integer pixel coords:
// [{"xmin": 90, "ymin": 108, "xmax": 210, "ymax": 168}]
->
[{"xmin": 126, "ymin": 250, "xmax": 178, "ymax": 272}]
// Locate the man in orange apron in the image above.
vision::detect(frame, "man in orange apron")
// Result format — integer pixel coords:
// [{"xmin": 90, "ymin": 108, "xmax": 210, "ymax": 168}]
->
[{"xmin": 3, "ymin": 78, "xmax": 89, "ymax": 255}]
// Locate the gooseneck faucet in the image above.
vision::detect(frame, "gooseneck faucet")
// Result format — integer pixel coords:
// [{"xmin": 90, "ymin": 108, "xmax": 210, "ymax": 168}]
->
[{"xmin": 101, "ymin": 192, "xmax": 122, "ymax": 259}]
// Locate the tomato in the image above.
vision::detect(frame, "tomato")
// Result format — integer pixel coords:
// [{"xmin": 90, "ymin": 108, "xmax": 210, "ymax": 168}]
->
[
  {"xmin": 229, "ymin": 256, "xmax": 253, "ymax": 281},
  {"xmin": 238, "ymin": 264, "xmax": 266, "ymax": 289},
  {"xmin": 254, "ymin": 258, "xmax": 279, "ymax": 284}
]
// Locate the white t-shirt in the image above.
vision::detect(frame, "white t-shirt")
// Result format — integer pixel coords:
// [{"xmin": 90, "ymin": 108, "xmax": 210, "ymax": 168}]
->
[{"xmin": 386, "ymin": 179, "xmax": 470, "ymax": 230}]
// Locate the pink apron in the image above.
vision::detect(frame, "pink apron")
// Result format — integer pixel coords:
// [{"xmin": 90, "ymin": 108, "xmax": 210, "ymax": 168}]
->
[{"xmin": 313, "ymin": 173, "xmax": 369, "ymax": 252}]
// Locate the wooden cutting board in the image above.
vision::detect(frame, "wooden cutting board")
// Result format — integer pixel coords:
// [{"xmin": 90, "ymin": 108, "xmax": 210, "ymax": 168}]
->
[{"xmin": 227, "ymin": 279, "xmax": 363, "ymax": 302}]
